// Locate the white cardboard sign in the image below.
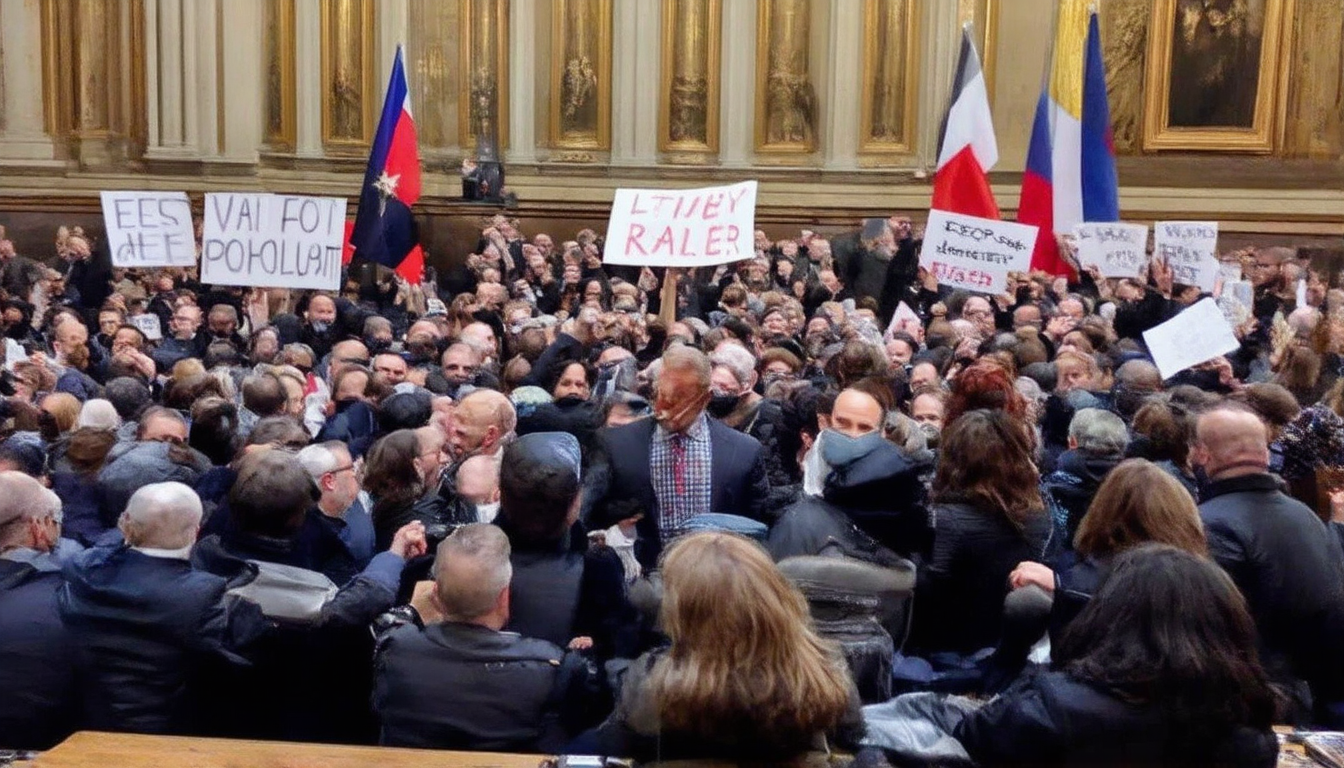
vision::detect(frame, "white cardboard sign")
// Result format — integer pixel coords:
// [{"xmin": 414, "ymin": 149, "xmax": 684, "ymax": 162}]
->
[
  {"xmin": 100, "ymin": 191, "xmax": 196, "ymax": 268},
  {"xmin": 1154, "ymin": 220, "xmax": 1219, "ymax": 292},
  {"xmin": 1143, "ymin": 297, "xmax": 1240, "ymax": 380},
  {"xmin": 129, "ymin": 313, "xmax": 162, "ymax": 341},
  {"xmin": 201, "ymin": 193, "xmax": 346, "ymax": 290},
  {"xmin": 1074, "ymin": 222, "xmax": 1148, "ymax": 279},
  {"xmin": 919, "ymin": 209, "xmax": 1036, "ymax": 294},
  {"xmin": 602, "ymin": 181, "xmax": 757, "ymax": 267}
]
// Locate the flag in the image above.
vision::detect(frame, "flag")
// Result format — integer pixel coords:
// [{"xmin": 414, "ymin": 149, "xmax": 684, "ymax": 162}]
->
[
  {"xmin": 932, "ymin": 25, "xmax": 999, "ymax": 219},
  {"xmin": 1019, "ymin": 3, "xmax": 1120, "ymax": 276},
  {"xmin": 350, "ymin": 46, "xmax": 423, "ymax": 283}
]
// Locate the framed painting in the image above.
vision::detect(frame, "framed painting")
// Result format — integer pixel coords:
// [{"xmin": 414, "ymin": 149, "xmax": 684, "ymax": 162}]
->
[{"xmin": 1141, "ymin": 0, "xmax": 1291, "ymax": 152}]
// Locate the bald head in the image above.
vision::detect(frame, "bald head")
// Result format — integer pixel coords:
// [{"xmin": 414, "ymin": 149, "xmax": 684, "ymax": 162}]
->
[
  {"xmin": 457, "ymin": 454, "xmax": 501, "ymax": 505},
  {"xmin": 447, "ymin": 389, "xmax": 517, "ymax": 459},
  {"xmin": 119, "ymin": 481, "xmax": 203, "ymax": 550},
  {"xmin": 1194, "ymin": 406, "xmax": 1270, "ymax": 480}
]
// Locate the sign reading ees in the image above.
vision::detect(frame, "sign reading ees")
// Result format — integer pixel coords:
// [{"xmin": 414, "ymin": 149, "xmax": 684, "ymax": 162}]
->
[
  {"xmin": 201, "ymin": 193, "xmax": 347, "ymax": 291},
  {"xmin": 100, "ymin": 191, "xmax": 196, "ymax": 268},
  {"xmin": 602, "ymin": 181, "xmax": 757, "ymax": 268},
  {"xmin": 919, "ymin": 209, "xmax": 1036, "ymax": 295}
]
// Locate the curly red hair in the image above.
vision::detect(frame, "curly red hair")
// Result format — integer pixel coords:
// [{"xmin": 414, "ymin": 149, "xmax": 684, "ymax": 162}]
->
[{"xmin": 945, "ymin": 360, "xmax": 1028, "ymax": 427}]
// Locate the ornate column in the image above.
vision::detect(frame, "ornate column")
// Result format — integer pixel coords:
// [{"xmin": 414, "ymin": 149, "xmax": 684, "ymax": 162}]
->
[
  {"xmin": 506, "ymin": 0, "xmax": 537, "ymax": 163},
  {"xmin": 0, "ymin": 0, "xmax": 60, "ymax": 163},
  {"xmin": 610, "ymin": 0, "xmax": 657, "ymax": 165},
  {"xmin": 718, "ymin": 0, "xmax": 757, "ymax": 168},
  {"xmin": 191, "ymin": 0, "xmax": 220, "ymax": 158},
  {"xmin": 822, "ymin": 0, "xmax": 862, "ymax": 169},
  {"xmin": 218, "ymin": 0, "xmax": 264, "ymax": 166},
  {"xmin": 294, "ymin": 0, "xmax": 322, "ymax": 157},
  {"xmin": 658, "ymin": 0, "xmax": 722, "ymax": 165}
]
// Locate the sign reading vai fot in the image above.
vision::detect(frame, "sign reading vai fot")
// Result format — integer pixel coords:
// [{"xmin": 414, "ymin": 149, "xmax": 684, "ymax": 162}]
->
[
  {"xmin": 919, "ymin": 209, "xmax": 1036, "ymax": 294},
  {"xmin": 602, "ymin": 181, "xmax": 757, "ymax": 268},
  {"xmin": 1154, "ymin": 220, "xmax": 1219, "ymax": 292},
  {"xmin": 201, "ymin": 193, "xmax": 347, "ymax": 291},
  {"xmin": 1074, "ymin": 222, "xmax": 1149, "ymax": 279},
  {"xmin": 100, "ymin": 191, "xmax": 196, "ymax": 268}
]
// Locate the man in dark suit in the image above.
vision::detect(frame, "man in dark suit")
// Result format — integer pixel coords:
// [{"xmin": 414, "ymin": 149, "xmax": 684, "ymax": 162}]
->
[{"xmin": 594, "ymin": 345, "xmax": 771, "ymax": 570}]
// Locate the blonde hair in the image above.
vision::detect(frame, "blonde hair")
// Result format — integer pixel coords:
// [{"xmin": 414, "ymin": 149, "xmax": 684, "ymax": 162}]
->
[
  {"xmin": 646, "ymin": 533, "xmax": 851, "ymax": 742},
  {"xmin": 40, "ymin": 392, "xmax": 81, "ymax": 433}
]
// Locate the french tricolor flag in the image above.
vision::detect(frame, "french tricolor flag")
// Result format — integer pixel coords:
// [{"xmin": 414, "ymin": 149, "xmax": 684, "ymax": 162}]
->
[
  {"xmin": 350, "ymin": 46, "xmax": 424, "ymax": 283},
  {"xmin": 931, "ymin": 25, "xmax": 1000, "ymax": 220},
  {"xmin": 1019, "ymin": 5, "xmax": 1120, "ymax": 277}
]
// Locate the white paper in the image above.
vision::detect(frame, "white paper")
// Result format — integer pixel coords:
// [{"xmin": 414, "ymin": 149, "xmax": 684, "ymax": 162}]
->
[
  {"xmin": 885, "ymin": 301, "xmax": 921, "ymax": 338},
  {"xmin": 130, "ymin": 313, "xmax": 162, "ymax": 341},
  {"xmin": 602, "ymin": 181, "xmax": 757, "ymax": 267},
  {"xmin": 1154, "ymin": 221, "xmax": 1219, "ymax": 292},
  {"xmin": 1074, "ymin": 222, "xmax": 1148, "ymax": 279},
  {"xmin": 1143, "ymin": 298, "xmax": 1241, "ymax": 380},
  {"xmin": 200, "ymin": 193, "xmax": 346, "ymax": 290},
  {"xmin": 100, "ymin": 191, "xmax": 196, "ymax": 268},
  {"xmin": 919, "ymin": 209, "xmax": 1036, "ymax": 294}
]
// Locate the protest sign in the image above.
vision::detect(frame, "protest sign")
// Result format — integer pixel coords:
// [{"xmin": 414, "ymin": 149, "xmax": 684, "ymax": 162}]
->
[
  {"xmin": 885, "ymin": 301, "xmax": 921, "ymax": 339},
  {"xmin": 1142, "ymin": 297, "xmax": 1241, "ymax": 380},
  {"xmin": 1073, "ymin": 222, "xmax": 1148, "ymax": 279},
  {"xmin": 919, "ymin": 209, "xmax": 1036, "ymax": 294},
  {"xmin": 129, "ymin": 313, "xmax": 162, "ymax": 341},
  {"xmin": 100, "ymin": 191, "xmax": 196, "ymax": 268},
  {"xmin": 602, "ymin": 181, "xmax": 756, "ymax": 267},
  {"xmin": 201, "ymin": 193, "xmax": 347, "ymax": 290},
  {"xmin": 1154, "ymin": 221, "xmax": 1219, "ymax": 292}
]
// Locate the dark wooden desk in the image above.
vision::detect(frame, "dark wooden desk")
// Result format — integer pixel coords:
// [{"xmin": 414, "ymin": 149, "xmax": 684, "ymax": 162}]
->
[{"xmin": 32, "ymin": 731, "xmax": 546, "ymax": 768}]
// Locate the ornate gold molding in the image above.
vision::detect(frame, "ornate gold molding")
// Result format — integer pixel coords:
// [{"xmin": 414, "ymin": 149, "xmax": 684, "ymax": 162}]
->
[
  {"xmin": 264, "ymin": 0, "xmax": 297, "ymax": 149},
  {"xmin": 460, "ymin": 0, "xmax": 510, "ymax": 151},
  {"xmin": 320, "ymin": 0, "xmax": 376, "ymax": 152},
  {"xmin": 658, "ymin": 0, "xmax": 721, "ymax": 159},
  {"xmin": 859, "ymin": 0, "xmax": 920, "ymax": 154},
  {"xmin": 754, "ymin": 0, "xmax": 817, "ymax": 154},
  {"xmin": 548, "ymin": 0, "xmax": 613, "ymax": 152}
]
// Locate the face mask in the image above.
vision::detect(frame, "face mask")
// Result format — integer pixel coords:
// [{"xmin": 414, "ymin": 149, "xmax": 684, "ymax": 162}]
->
[
  {"xmin": 475, "ymin": 501, "xmax": 500, "ymax": 523},
  {"xmin": 310, "ymin": 320, "xmax": 330, "ymax": 334},
  {"xmin": 654, "ymin": 396, "xmax": 706, "ymax": 431},
  {"xmin": 706, "ymin": 392, "xmax": 741, "ymax": 418},
  {"xmin": 820, "ymin": 429, "xmax": 885, "ymax": 469},
  {"xmin": 917, "ymin": 422, "xmax": 941, "ymax": 450},
  {"xmin": 556, "ymin": 394, "xmax": 586, "ymax": 408}
]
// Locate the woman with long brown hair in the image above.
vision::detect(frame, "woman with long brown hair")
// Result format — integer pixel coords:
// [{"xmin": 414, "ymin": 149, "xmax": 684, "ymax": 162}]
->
[
  {"xmin": 1011, "ymin": 459, "xmax": 1208, "ymax": 645},
  {"xmin": 594, "ymin": 532, "xmax": 862, "ymax": 762},
  {"xmin": 909, "ymin": 409, "xmax": 1052, "ymax": 656}
]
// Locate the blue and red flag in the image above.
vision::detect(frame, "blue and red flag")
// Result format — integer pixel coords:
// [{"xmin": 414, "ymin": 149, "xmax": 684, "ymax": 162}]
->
[
  {"xmin": 350, "ymin": 46, "xmax": 423, "ymax": 282},
  {"xmin": 1018, "ymin": 4, "xmax": 1119, "ymax": 276}
]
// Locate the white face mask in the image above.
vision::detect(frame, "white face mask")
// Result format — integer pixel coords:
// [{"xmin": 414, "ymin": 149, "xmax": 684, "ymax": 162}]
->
[{"xmin": 475, "ymin": 502, "xmax": 500, "ymax": 523}]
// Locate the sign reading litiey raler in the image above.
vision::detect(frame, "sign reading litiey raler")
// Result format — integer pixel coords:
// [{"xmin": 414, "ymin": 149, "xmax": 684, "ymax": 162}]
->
[
  {"xmin": 919, "ymin": 209, "xmax": 1036, "ymax": 295},
  {"xmin": 602, "ymin": 181, "xmax": 757, "ymax": 268},
  {"xmin": 201, "ymin": 193, "xmax": 347, "ymax": 291}
]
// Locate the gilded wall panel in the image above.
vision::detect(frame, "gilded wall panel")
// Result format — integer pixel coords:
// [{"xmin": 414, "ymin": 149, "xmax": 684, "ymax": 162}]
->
[
  {"xmin": 1099, "ymin": 0, "xmax": 1148, "ymax": 154},
  {"xmin": 407, "ymin": 0, "xmax": 460, "ymax": 151},
  {"xmin": 860, "ymin": 0, "xmax": 919, "ymax": 153},
  {"xmin": 755, "ymin": 0, "xmax": 817, "ymax": 153},
  {"xmin": 320, "ymin": 0, "xmax": 375, "ymax": 150},
  {"xmin": 264, "ymin": 0, "xmax": 296, "ymax": 148},
  {"xmin": 461, "ymin": 0, "xmax": 509, "ymax": 151},
  {"xmin": 1283, "ymin": 0, "xmax": 1344, "ymax": 158},
  {"xmin": 548, "ymin": 0, "xmax": 612, "ymax": 151},
  {"xmin": 659, "ymin": 0, "xmax": 721, "ymax": 157}
]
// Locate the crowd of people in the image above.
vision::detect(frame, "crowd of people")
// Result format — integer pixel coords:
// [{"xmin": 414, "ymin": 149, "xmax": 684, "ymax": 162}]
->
[{"xmin": 1, "ymin": 213, "xmax": 1343, "ymax": 766}]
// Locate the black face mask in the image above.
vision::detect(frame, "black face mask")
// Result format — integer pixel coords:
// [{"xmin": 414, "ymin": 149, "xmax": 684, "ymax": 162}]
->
[
  {"xmin": 706, "ymin": 392, "xmax": 741, "ymax": 418},
  {"xmin": 555, "ymin": 394, "xmax": 586, "ymax": 408}
]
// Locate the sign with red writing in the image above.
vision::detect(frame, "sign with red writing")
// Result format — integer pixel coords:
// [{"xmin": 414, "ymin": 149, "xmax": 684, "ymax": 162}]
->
[
  {"xmin": 919, "ymin": 209, "xmax": 1036, "ymax": 294},
  {"xmin": 602, "ymin": 181, "xmax": 757, "ymax": 267}
]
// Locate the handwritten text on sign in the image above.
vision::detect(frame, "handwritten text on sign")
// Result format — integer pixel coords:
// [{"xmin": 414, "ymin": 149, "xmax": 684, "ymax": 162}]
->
[
  {"xmin": 1155, "ymin": 221, "xmax": 1219, "ymax": 292},
  {"xmin": 919, "ymin": 209, "xmax": 1036, "ymax": 294},
  {"xmin": 201, "ymin": 193, "xmax": 347, "ymax": 291},
  {"xmin": 1143, "ymin": 297, "xmax": 1241, "ymax": 380},
  {"xmin": 602, "ymin": 181, "xmax": 757, "ymax": 267},
  {"xmin": 1074, "ymin": 222, "xmax": 1149, "ymax": 279},
  {"xmin": 100, "ymin": 191, "xmax": 196, "ymax": 268}
]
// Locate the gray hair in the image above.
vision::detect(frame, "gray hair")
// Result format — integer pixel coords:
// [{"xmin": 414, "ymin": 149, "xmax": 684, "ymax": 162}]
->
[
  {"xmin": 77, "ymin": 398, "xmax": 122, "ymax": 430},
  {"xmin": 661, "ymin": 345, "xmax": 712, "ymax": 390},
  {"xmin": 434, "ymin": 523, "xmax": 513, "ymax": 621},
  {"xmin": 709, "ymin": 343, "xmax": 757, "ymax": 388},
  {"xmin": 1069, "ymin": 408, "xmax": 1130, "ymax": 458},
  {"xmin": 119, "ymin": 481, "xmax": 203, "ymax": 550},
  {"xmin": 295, "ymin": 441, "xmax": 350, "ymax": 482},
  {"xmin": 0, "ymin": 471, "xmax": 62, "ymax": 532}
]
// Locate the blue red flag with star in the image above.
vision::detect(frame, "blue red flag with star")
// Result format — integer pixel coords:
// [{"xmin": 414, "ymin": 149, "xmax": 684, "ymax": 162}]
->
[{"xmin": 350, "ymin": 46, "xmax": 423, "ymax": 282}]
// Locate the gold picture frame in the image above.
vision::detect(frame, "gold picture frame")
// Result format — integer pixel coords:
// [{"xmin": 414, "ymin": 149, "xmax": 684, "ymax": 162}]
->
[
  {"xmin": 548, "ymin": 0, "xmax": 613, "ymax": 152},
  {"xmin": 859, "ymin": 0, "xmax": 921, "ymax": 154},
  {"xmin": 459, "ymin": 0, "xmax": 510, "ymax": 151},
  {"xmin": 264, "ymin": 0, "xmax": 297, "ymax": 149},
  {"xmin": 320, "ymin": 0, "xmax": 376, "ymax": 151},
  {"xmin": 658, "ymin": 0, "xmax": 722, "ymax": 157},
  {"xmin": 754, "ymin": 0, "xmax": 818, "ymax": 154},
  {"xmin": 1141, "ymin": 0, "xmax": 1291, "ymax": 152}
]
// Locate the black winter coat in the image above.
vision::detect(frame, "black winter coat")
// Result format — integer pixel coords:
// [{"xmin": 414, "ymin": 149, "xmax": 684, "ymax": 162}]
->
[{"xmin": 0, "ymin": 559, "xmax": 77, "ymax": 749}]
